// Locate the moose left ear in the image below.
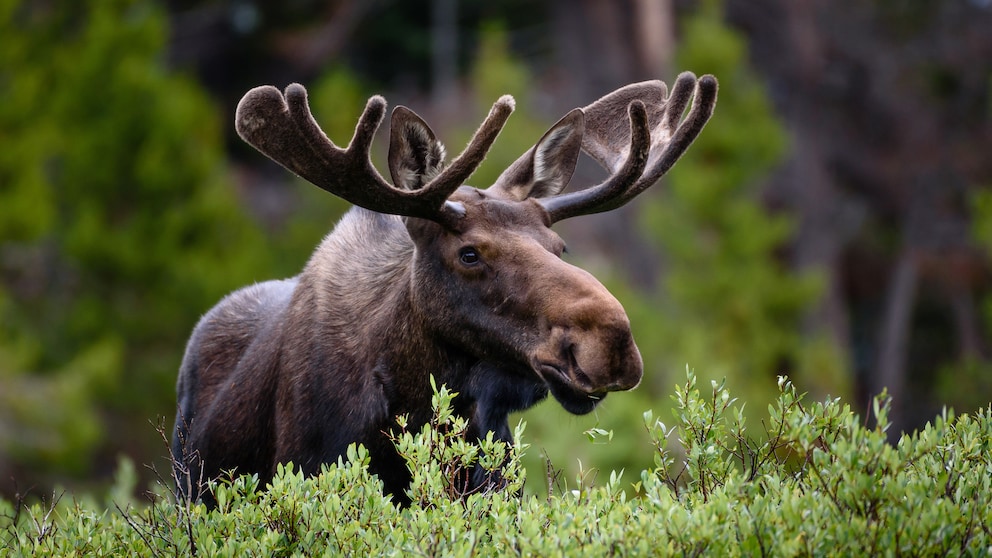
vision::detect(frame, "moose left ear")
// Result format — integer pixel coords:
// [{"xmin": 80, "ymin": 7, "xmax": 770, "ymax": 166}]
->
[
  {"xmin": 388, "ymin": 106, "xmax": 447, "ymax": 191},
  {"xmin": 490, "ymin": 109, "xmax": 585, "ymax": 200}
]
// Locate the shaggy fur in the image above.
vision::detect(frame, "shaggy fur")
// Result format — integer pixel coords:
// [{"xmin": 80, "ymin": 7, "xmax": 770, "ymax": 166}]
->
[{"xmin": 173, "ymin": 74, "xmax": 717, "ymax": 506}]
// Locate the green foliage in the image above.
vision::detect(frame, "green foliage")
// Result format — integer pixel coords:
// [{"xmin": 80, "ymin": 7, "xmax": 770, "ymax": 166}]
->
[
  {"xmin": 0, "ymin": 1, "xmax": 273, "ymax": 478},
  {"xmin": 3, "ymin": 373, "xmax": 990, "ymax": 555},
  {"xmin": 391, "ymin": 377, "xmax": 527, "ymax": 506}
]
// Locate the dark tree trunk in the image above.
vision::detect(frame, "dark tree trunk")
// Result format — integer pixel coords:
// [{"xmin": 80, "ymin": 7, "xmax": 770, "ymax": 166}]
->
[{"xmin": 874, "ymin": 247, "xmax": 918, "ymax": 435}]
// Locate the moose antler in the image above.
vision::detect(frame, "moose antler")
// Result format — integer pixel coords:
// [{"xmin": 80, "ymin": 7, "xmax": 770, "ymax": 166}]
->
[
  {"xmin": 235, "ymin": 83, "xmax": 514, "ymax": 225},
  {"xmin": 537, "ymin": 72, "xmax": 718, "ymax": 222}
]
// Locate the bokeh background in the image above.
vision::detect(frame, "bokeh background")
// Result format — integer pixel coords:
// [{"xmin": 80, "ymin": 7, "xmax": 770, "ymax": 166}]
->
[{"xmin": 1, "ymin": 0, "xmax": 990, "ymax": 499}]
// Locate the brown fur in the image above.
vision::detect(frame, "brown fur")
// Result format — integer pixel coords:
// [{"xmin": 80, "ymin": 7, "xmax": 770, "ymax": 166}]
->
[{"xmin": 173, "ymin": 73, "xmax": 717, "ymax": 506}]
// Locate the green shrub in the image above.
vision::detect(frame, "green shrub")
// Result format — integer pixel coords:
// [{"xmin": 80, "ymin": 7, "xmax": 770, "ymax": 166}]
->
[{"xmin": 2, "ymin": 371, "xmax": 989, "ymax": 556}]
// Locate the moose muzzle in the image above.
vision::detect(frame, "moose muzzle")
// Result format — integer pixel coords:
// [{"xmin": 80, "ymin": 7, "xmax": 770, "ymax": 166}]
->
[{"xmin": 531, "ymin": 264, "xmax": 643, "ymax": 414}]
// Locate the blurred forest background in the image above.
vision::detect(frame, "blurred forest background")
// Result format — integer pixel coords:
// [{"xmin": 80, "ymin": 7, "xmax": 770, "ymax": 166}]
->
[{"xmin": 1, "ymin": 0, "xmax": 991, "ymax": 499}]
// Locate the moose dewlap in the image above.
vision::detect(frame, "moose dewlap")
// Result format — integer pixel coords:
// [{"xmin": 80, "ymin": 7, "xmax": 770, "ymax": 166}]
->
[{"xmin": 172, "ymin": 73, "xmax": 717, "ymax": 506}]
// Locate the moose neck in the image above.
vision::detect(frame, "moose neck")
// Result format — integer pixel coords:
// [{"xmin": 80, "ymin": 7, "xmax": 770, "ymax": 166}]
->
[{"xmin": 290, "ymin": 209, "xmax": 460, "ymax": 420}]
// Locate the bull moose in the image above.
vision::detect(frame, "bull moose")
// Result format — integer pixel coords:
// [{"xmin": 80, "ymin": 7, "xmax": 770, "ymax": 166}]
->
[{"xmin": 171, "ymin": 72, "xmax": 717, "ymax": 505}]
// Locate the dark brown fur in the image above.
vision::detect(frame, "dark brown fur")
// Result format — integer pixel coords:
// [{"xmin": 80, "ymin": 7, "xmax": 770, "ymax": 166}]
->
[{"xmin": 172, "ymin": 74, "xmax": 717, "ymax": 505}]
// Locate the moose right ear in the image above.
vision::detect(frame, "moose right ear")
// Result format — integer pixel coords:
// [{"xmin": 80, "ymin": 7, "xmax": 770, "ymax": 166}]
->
[
  {"xmin": 490, "ymin": 109, "xmax": 585, "ymax": 201},
  {"xmin": 388, "ymin": 106, "xmax": 447, "ymax": 191},
  {"xmin": 528, "ymin": 109, "xmax": 585, "ymax": 199}
]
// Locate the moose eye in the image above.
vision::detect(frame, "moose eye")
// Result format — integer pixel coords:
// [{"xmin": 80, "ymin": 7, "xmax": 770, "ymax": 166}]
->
[{"xmin": 459, "ymin": 247, "xmax": 481, "ymax": 266}]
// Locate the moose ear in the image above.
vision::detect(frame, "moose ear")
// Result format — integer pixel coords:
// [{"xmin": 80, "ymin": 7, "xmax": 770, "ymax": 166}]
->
[
  {"xmin": 388, "ymin": 106, "xmax": 447, "ymax": 191},
  {"xmin": 490, "ymin": 109, "xmax": 585, "ymax": 200}
]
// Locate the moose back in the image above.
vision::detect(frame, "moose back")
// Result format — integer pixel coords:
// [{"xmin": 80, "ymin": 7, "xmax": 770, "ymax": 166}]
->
[{"xmin": 171, "ymin": 73, "xmax": 717, "ymax": 505}]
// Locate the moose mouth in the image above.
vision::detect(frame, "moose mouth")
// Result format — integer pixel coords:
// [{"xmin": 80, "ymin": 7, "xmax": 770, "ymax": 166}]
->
[{"xmin": 536, "ymin": 363, "xmax": 604, "ymax": 415}]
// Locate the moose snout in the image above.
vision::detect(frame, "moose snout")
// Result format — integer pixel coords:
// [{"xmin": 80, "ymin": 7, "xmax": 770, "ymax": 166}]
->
[
  {"xmin": 570, "ymin": 319, "xmax": 643, "ymax": 393},
  {"xmin": 537, "ymin": 310, "xmax": 643, "ymax": 396},
  {"xmin": 529, "ymin": 257, "xmax": 644, "ymax": 402}
]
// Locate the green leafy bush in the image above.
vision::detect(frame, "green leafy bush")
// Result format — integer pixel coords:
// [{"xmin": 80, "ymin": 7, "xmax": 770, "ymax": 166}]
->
[{"xmin": 3, "ymin": 371, "xmax": 989, "ymax": 556}]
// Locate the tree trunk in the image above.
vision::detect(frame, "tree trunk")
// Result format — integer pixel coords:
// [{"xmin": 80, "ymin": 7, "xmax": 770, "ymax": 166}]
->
[
  {"xmin": 949, "ymin": 287, "xmax": 986, "ymax": 360},
  {"xmin": 431, "ymin": 0, "xmax": 458, "ymax": 109},
  {"xmin": 874, "ymin": 247, "xmax": 918, "ymax": 435},
  {"xmin": 632, "ymin": 0, "xmax": 674, "ymax": 77}
]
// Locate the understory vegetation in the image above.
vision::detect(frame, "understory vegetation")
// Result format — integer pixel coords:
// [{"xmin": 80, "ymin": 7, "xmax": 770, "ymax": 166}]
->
[{"xmin": 3, "ymin": 370, "xmax": 990, "ymax": 556}]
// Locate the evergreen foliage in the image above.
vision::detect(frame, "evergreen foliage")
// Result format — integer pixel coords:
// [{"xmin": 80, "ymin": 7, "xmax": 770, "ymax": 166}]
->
[
  {"xmin": 636, "ymin": 0, "xmax": 846, "ymax": 404},
  {"xmin": 3, "ymin": 372, "xmax": 989, "ymax": 556},
  {"xmin": 0, "ymin": 1, "xmax": 273, "ymax": 478}
]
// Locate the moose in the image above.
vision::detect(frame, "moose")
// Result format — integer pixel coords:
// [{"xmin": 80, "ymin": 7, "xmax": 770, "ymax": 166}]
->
[{"xmin": 172, "ymin": 72, "xmax": 717, "ymax": 505}]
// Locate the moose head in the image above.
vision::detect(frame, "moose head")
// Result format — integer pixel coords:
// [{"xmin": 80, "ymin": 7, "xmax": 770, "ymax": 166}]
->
[{"xmin": 172, "ymin": 73, "xmax": 717, "ymax": 505}]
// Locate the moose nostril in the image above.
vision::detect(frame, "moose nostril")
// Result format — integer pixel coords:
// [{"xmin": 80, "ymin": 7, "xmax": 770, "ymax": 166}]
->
[{"xmin": 566, "ymin": 344, "xmax": 593, "ymax": 388}]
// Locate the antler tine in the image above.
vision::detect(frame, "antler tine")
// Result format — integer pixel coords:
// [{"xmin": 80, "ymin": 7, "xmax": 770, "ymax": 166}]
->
[
  {"xmin": 595, "ymin": 73, "xmax": 718, "ymax": 212},
  {"xmin": 539, "ymin": 73, "xmax": 718, "ymax": 222},
  {"xmin": 236, "ymin": 84, "xmax": 391, "ymax": 208},
  {"xmin": 538, "ymin": 101, "xmax": 651, "ymax": 222},
  {"xmin": 661, "ymin": 72, "xmax": 699, "ymax": 144},
  {"xmin": 237, "ymin": 84, "xmax": 514, "ymax": 224}
]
